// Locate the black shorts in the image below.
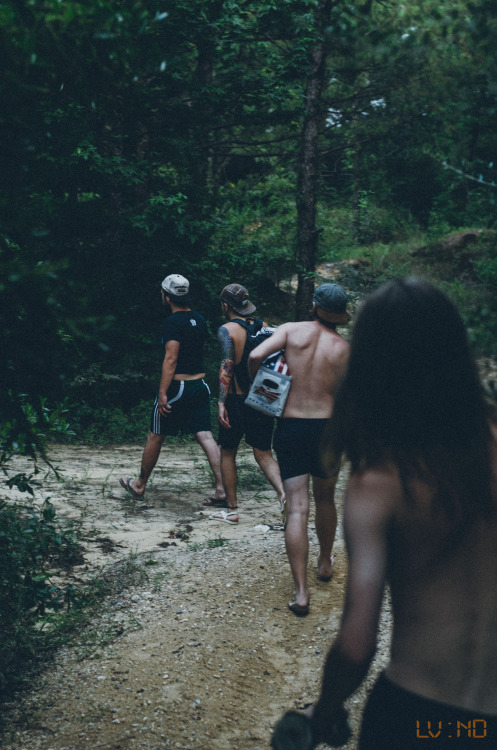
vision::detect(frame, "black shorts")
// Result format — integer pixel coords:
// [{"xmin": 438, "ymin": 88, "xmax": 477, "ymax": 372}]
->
[
  {"xmin": 149, "ymin": 379, "xmax": 212, "ymax": 436},
  {"xmin": 359, "ymin": 672, "xmax": 497, "ymax": 749},
  {"xmin": 273, "ymin": 417, "xmax": 339, "ymax": 481},
  {"xmin": 218, "ymin": 394, "xmax": 274, "ymax": 452}
]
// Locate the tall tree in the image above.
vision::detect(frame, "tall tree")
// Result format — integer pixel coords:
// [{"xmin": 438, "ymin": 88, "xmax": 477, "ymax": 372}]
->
[{"xmin": 295, "ymin": 0, "xmax": 332, "ymax": 320}]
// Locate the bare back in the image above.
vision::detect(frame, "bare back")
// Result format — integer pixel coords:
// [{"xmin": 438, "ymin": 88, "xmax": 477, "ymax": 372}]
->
[
  {"xmin": 277, "ymin": 320, "xmax": 349, "ymax": 418},
  {"xmin": 388, "ymin": 431, "xmax": 497, "ymax": 714},
  {"xmin": 344, "ymin": 422, "xmax": 497, "ymax": 715}
]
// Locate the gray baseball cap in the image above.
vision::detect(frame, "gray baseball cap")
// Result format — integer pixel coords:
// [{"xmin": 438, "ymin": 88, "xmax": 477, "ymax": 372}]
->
[
  {"xmin": 161, "ymin": 274, "xmax": 190, "ymax": 296},
  {"xmin": 313, "ymin": 283, "xmax": 351, "ymax": 324}
]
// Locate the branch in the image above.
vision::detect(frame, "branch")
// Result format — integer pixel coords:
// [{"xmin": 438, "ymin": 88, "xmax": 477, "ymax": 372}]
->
[
  {"xmin": 193, "ymin": 133, "xmax": 300, "ymax": 152},
  {"xmin": 441, "ymin": 160, "xmax": 497, "ymax": 189}
]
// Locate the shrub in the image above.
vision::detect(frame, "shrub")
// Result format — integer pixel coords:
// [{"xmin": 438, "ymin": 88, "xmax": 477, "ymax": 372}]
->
[{"xmin": 0, "ymin": 498, "xmax": 82, "ymax": 696}]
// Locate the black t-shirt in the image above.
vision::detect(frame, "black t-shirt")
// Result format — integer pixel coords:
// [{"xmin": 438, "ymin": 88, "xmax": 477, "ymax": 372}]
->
[{"xmin": 162, "ymin": 310, "xmax": 208, "ymax": 374}]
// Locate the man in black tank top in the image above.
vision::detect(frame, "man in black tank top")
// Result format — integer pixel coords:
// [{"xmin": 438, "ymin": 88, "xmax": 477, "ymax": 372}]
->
[
  {"xmin": 213, "ymin": 283, "xmax": 284, "ymax": 525},
  {"xmin": 120, "ymin": 274, "xmax": 225, "ymax": 503}
]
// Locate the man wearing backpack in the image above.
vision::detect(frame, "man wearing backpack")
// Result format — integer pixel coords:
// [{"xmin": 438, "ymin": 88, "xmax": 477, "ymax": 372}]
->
[
  {"xmin": 208, "ymin": 283, "xmax": 284, "ymax": 524},
  {"xmin": 248, "ymin": 283, "xmax": 350, "ymax": 616}
]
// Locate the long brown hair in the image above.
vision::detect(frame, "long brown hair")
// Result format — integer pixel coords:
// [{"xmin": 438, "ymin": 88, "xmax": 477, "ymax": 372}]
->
[{"xmin": 329, "ymin": 277, "xmax": 495, "ymax": 521}]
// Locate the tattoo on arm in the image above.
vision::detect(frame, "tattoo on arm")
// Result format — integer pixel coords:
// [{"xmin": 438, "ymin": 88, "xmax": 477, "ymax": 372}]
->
[{"xmin": 218, "ymin": 326, "xmax": 235, "ymax": 403}]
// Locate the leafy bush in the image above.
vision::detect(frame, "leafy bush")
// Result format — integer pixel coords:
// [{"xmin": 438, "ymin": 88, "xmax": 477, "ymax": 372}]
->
[
  {"xmin": 318, "ymin": 202, "xmax": 417, "ymax": 259},
  {"xmin": 67, "ymin": 394, "xmax": 220, "ymax": 445},
  {"xmin": 0, "ymin": 396, "xmax": 74, "ymax": 467},
  {"xmin": 0, "ymin": 498, "xmax": 82, "ymax": 696},
  {"xmin": 0, "ymin": 499, "xmax": 81, "ymax": 616},
  {"xmin": 473, "ymin": 232, "xmax": 497, "ymax": 288},
  {"xmin": 67, "ymin": 400, "xmax": 151, "ymax": 445},
  {"xmin": 205, "ymin": 171, "xmax": 297, "ymax": 294}
]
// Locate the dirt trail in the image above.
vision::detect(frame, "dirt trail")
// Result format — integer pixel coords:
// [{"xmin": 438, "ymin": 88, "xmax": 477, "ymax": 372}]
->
[{"xmin": 1, "ymin": 444, "xmax": 392, "ymax": 750}]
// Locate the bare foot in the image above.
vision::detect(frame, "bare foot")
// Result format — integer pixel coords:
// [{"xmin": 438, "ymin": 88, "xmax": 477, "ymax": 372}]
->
[{"xmin": 317, "ymin": 553, "xmax": 335, "ymax": 582}]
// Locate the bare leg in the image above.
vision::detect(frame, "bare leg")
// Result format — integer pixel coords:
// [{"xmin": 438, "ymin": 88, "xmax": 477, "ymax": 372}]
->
[
  {"xmin": 195, "ymin": 430, "xmax": 226, "ymax": 500},
  {"xmin": 253, "ymin": 447, "xmax": 285, "ymax": 503},
  {"xmin": 312, "ymin": 475, "xmax": 338, "ymax": 580},
  {"xmin": 220, "ymin": 447, "xmax": 238, "ymax": 509},
  {"xmin": 283, "ymin": 473, "xmax": 311, "ymax": 607},
  {"xmin": 128, "ymin": 431, "xmax": 165, "ymax": 495}
]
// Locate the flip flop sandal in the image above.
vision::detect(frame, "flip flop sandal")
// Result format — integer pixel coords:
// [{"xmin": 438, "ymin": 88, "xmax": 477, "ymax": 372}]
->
[
  {"xmin": 119, "ymin": 477, "xmax": 145, "ymax": 500},
  {"xmin": 210, "ymin": 510, "xmax": 239, "ymax": 524},
  {"xmin": 288, "ymin": 600, "xmax": 310, "ymax": 617},
  {"xmin": 202, "ymin": 497, "xmax": 228, "ymax": 508}
]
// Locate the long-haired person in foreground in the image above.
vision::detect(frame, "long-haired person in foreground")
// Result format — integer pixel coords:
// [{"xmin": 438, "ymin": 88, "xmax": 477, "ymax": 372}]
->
[{"xmin": 271, "ymin": 278, "xmax": 497, "ymax": 750}]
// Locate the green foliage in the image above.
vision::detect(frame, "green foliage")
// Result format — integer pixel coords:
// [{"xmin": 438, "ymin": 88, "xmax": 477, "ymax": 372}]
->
[
  {"xmin": 319, "ymin": 203, "xmax": 418, "ymax": 259},
  {"xmin": 3, "ymin": 0, "xmax": 497, "ymax": 712},
  {"xmin": 2, "ymin": 0, "xmax": 497, "ymax": 440},
  {"xmin": 207, "ymin": 537, "xmax": 229, "ymax": 548},
  {"xmin": 0, "ymin": 395, "xmax": 74, "ymax": 471},
  {"xmin": 472, "ymin": 233, "xmax": 497, "ymax": 286},
  {"xmin": 0, "ymin": 498, "xmax": 82, "ymax": 696},
  {"xmin": 0, "ymin": 499, "xmax": 80, "ymax": 616},
  {"xmin": 436, "ymin": 276, "xmax": 497, "ymax": 354},
  {"xmin": 67, "ymin": 400, "xmax": 151, "ymax": 445},
  {"xmin": 466, "ymin": 234, "xmax": 497, "ymax": 351},
  {"xmin": 207, "ymin": 172, "xmax": 297, "ymax": 291}
]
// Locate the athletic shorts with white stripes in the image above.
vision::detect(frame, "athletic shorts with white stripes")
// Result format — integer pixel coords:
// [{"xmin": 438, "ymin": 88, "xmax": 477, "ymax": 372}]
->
[{"xmin": 149, "ymin": 378, "xmax": 212, "ymax": 436}]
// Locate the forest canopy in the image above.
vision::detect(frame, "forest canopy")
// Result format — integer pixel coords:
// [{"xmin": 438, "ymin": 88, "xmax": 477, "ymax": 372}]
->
[{"xmin": 1, "ymin": 0, "xmax": 497, "ymax": 455}]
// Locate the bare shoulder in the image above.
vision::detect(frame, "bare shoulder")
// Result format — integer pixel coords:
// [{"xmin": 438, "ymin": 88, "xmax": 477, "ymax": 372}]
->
[
  {"xmin": 221, "ymin": 321, "xmax": 243, "ymax": 340},
  {"xmin": 331, "ymin": 331, "xmax": 350, "ymax": 358},
  {"xmin": 346, "ymin": 466, "xmax": 402, "ymax": 525},
  {"xmin": 276, "ymin": 321, "xmax": 301, "ymax": 334},
  {"xmin": 348, "ymin": 465, "xmax": 402, "ymax": 499},
  {"xmin": 217, "ymin": 322, "xmax": 231, "ymax": 337},
  {"xmin": 335, "ymin": 331, "xmax": 350, "ymax": 350},
  {"xmin": 282, "ymin": 320, "xmax": 318, "ymax": 342}
]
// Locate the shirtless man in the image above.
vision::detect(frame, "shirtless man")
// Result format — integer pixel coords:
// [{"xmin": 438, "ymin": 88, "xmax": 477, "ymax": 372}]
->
[
  {"xmin": 273, "ymin": 278, "xmax": 497, "ymax": 749},
  {"xmin": 213, "ymin": 283, "xmax": 284, "ymax": 525},
  {"xmin": 249, "ymin": 283, "xmax": 350, "ymax": 616}
]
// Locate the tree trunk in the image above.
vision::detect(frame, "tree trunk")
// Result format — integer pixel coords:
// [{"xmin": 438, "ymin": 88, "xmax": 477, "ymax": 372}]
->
[{"xmin": 294, "ymin": 0, "xmax": 332, "ymax": 321}]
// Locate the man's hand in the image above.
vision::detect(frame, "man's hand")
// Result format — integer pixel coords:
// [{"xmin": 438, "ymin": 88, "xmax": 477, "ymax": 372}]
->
[
  {"xmin": 218, "ymin": 402, "xmax": 230, "ymax": 429},
  {"xmin": 271, "ymin": 711, "xmax": 314, "ymax": 750},
  {"xmin": 158, "ymin": 393, "xmax": 171, "ymax": 417},
  {"xmin": 271, "ymin": 706, "xmax": 351, "ymax": 749}
]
